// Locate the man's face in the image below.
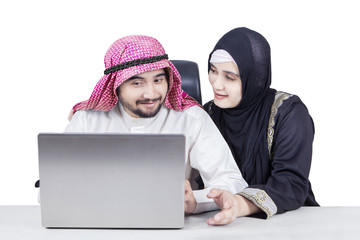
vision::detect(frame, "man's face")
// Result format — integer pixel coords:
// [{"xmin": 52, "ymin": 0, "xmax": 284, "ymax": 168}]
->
[{"xmin": 118, "ymin": 69, "xmax": 168, "ymax": 118}]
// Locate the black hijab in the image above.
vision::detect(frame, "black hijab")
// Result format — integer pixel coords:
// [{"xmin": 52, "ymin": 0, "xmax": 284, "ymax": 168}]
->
[{"xmin": 206, "ymin": 27, "xmax": 277, "ymax": 185}]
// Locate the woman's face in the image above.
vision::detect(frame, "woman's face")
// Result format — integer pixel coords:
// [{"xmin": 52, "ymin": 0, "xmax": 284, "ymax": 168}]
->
[{"xmin": 209, "ymin": 62, "xmax": 242, "ymax": 108}]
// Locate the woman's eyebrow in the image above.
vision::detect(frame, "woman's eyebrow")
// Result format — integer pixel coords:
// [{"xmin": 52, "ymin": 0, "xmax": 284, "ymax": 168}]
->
[
  {"xmin": 223, "ymin": 70, "xmax": 240, "ymax": 78},
  {"xmin": 210, "ymin": 63, "xmax": 239, "ymax": 77}
]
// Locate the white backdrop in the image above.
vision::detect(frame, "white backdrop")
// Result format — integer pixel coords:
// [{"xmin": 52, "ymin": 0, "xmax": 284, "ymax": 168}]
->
[{"xmin": 0, "ymin": 0, "xmax": 359, "ymax": 206}]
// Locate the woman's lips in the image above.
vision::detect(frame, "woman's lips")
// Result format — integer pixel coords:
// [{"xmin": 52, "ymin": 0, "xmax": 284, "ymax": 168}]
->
[{"xmin": 214, "ymin": 92, "xmax": 228, "ymax": 100}]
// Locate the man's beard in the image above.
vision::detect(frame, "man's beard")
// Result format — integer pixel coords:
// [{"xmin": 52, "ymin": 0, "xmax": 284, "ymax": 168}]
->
[{"xmin": 119, "ymin": 96, "xmax": 164, "ymax": 118}]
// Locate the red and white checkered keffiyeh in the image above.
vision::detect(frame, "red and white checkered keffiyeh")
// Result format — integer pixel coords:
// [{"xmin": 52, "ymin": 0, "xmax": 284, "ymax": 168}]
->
[{"xmin": 72, "ymin": 35, "xmax": 200, "ymax": 113}]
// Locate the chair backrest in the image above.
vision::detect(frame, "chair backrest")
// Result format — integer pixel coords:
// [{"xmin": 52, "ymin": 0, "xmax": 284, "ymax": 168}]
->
[{"xmin": 171, "ymin": 60, "xmax": 202, "ymax": 105}]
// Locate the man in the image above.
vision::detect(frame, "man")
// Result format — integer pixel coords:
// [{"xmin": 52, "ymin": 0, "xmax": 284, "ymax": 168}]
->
[{"xmin": 65, "ymin": 35, "xmax": 248, "ymax": 214}]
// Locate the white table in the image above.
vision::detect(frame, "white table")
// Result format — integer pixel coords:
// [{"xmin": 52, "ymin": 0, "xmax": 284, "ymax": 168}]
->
[{"xmin": 1, "ymin": 206, "xmax": 359, "ymax": 240}]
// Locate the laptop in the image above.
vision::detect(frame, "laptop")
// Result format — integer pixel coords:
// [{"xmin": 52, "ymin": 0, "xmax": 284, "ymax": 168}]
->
[{"xmin": 38, "ymin": 133, "xmax": 185, "ymax": 228}]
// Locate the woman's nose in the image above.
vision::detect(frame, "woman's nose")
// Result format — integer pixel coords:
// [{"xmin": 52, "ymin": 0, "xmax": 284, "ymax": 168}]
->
[{"xmin": 212, "ymin": 76, "xmax": 225, "ymax": 91}]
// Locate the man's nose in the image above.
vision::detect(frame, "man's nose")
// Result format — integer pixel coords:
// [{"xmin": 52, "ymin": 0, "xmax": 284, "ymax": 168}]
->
[{"xmin": 143, "ymin": 83, "xmax": 157, "ymax": 99}]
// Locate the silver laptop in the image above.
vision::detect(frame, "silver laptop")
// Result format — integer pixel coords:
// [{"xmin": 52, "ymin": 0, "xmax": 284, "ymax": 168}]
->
[{"xmin": 38, "ymin": 133, "xmax": 185, "ymax": 228}]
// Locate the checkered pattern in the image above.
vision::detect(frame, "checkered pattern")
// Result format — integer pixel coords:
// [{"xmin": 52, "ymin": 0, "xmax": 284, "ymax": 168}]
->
[{"xmin": 72, "ymin": 35, "xmax": 200, "ymax": 113}]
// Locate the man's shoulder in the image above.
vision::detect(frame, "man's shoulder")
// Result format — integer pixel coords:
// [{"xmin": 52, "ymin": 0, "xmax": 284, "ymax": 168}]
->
[
  {"xmin": 169, "ymin": 105, "xmax": 208, "ymax": 119},
  {"xmin": 73, "ymin": 108, "xmax": 116, "ymax": 120}
]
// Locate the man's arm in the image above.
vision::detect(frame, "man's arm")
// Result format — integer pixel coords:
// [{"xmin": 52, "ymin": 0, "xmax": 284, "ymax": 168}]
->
[
  {"xmin": 64, "ymin": 110, "xmax": 85, "ymax": 132},
  {"xmin": 187, "ymin": 107, "xmax": 248, "ymax": 213}
]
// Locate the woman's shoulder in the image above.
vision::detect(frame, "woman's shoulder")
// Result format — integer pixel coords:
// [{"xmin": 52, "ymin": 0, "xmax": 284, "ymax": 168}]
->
[
  {"xmin": 272, "ymin": 91, "xmax": 308, "ymax": 115},
  {"xmin": 203, "ymin": 100, "xmax": 214, "ymax": 113},
  {"xmin": 268, "ymin": 91, "xmax": 314, "ymax": 152},
  {"xmin": 273, "ymin": 91, "xmax": 298, "ymax": 105},
  {"xmin": 270, "ymin": 91, "xmax": 313, "ymax": 133}
]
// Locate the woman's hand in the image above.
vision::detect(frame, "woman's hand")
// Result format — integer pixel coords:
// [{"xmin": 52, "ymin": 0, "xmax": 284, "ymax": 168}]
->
[{"xmin": 206, "ymin": 188, "xmax": 260, "ymax": 225}]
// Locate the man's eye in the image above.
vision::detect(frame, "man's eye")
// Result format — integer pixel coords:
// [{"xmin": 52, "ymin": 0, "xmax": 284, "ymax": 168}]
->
[
  {"xmin": 154, "ymin": 78, "xmax": 163, "ymax": 83},
  {"xmin": 132, "ymin": 81, "xmax": 142, "ymax": 86}
]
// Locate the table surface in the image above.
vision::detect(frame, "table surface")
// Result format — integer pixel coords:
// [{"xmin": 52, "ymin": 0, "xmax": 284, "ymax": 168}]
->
[{"xmin": 1, "ymin": 206, "xmax": 359, "ymax": 240}]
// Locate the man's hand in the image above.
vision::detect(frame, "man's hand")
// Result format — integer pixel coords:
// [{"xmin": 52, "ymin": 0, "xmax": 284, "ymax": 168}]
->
[
  {"xmin": 206, "ymin": 188, "xmax": 260, "ymax": 225},
  {"xmin": 184, "ymin": 180, "xmax": 197, "ymax": 214}
]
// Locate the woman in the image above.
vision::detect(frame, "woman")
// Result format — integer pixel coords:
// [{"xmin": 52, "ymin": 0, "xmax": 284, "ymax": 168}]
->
[{"xmin": 204, "ymin": 27, "xmax": 319, "ymax": 225}]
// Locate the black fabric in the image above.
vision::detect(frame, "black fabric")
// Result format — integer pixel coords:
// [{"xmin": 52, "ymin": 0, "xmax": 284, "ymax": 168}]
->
[
  {"xmin": 104, "ymin": 54, "xmax": 168, "ymax": 75},
  {"xmin": 204, "ymin": 27, "xmax": 318, "ymax": 214}
]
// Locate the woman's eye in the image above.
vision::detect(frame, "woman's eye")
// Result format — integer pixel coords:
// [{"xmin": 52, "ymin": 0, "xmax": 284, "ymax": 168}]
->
[
  {"xmin": 226, "ymin": 75, "xmax": 235, "ymax": 81},
  {"xmin": 209, "ymin": 68, "xmax": 216, "ymax": 73}
]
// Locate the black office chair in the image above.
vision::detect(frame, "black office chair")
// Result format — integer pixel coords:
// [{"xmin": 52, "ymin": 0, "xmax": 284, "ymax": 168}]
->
[{"xmin": 171, "ymin": 60, "xmax": 202, "ymax": 105}]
